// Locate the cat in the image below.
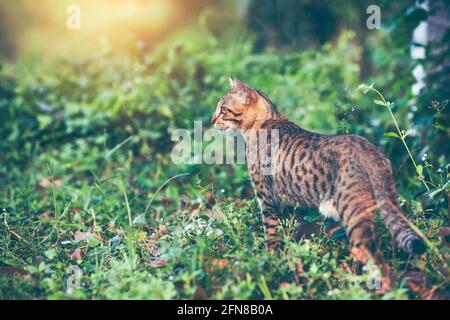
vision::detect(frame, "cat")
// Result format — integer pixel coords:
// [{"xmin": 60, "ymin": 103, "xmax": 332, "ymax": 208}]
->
[{"xmin": 211, "ymin": 77, "xmax": 426, "ymax": 270}]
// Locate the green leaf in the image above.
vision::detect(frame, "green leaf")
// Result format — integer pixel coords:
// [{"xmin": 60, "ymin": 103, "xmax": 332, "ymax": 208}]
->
[
  {"xmin": 428, "ymin": 181, "xmax": 449, "ymax": 199},
  {"xmin": 416, "ymin": 165, "xmax": 423, "ymax": 176},
  {"xmin": 0, "ymin": 258, "xmax": 23, "ymax": 268},
  {"xmin": 87, "ymin": 235, "xmax": 100, "ymax": 248},
  {"xmin": 384, "ymin": 132, "xmax": 400, "ymax": 139},
  {"xmin": 360, "ymin": 83, "xmax": 374, "ymax": 94},
  {"xmin": 374, "ymin": 99, "xmax": 386, "ymax": 106},
  {"xmin": 44, "ymin": 248, "xmax": 57, "ymax": 260},
  {"xmin": 158, "ymin": 104, "xmax": 173, "ymax": 118}
]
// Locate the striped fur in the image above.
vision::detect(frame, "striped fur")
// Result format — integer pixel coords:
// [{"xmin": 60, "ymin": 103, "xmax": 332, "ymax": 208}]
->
[{"xmin": 212, "ymin": 77, "xmax": 426, "ymax": 265}]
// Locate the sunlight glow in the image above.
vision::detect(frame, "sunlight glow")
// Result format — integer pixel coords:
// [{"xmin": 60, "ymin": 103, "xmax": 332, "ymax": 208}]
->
[{"xmin": 16, "ymin": 0, "xmax": 178, "ymax": 57}]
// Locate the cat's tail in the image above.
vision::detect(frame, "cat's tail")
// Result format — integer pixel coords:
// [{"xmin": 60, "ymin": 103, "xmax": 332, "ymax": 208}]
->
[
  {"xmin": 367, "ymin": 159, "xmax": 427, "ymax": 255},
  {"xmin": 375, "ymin": 195, "xmax": 427, "ymax": 255}
]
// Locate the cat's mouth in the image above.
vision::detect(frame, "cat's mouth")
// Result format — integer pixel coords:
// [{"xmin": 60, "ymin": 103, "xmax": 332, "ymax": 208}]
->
[
  {"xmin": 214, "ymin": 123, "xmax": 236, "ymax": 133},
  {"xmin": 213, "ymin": 123, "xmax": 227, "ymax": 131}
]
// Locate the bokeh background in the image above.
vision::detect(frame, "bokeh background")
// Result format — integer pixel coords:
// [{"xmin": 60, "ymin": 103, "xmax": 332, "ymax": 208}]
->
[{"xmin": 0, "ymin": 0, "xmax": 449, "ymax": 299}]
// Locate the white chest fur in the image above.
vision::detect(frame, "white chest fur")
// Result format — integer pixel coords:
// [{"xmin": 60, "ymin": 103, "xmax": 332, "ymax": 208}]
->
[{"xmin": 319, "ymin": 199, "xmax": 340, "ymax": 221}]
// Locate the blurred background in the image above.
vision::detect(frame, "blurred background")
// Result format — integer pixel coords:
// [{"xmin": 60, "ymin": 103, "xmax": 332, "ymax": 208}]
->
[
  {"xmin": 0, "ymin": 0, "xmax": 449, "ymax": 300},
  {"xmin": 1, "ymin": 0, "xmax": 449, "ymax": 191}
]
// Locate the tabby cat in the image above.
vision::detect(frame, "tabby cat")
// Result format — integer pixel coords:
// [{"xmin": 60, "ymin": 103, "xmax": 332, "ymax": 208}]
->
[{"xmin": 211, "ymin": 77, "xmax": 426, "ymax": 268}]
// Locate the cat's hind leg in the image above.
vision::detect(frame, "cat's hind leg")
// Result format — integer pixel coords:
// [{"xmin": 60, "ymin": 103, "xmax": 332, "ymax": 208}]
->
[{"xmin": 336, "ymin": 176, "xmax": 391, "ymax": 291}]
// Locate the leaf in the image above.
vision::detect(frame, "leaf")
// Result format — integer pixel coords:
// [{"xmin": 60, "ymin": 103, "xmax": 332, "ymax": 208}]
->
[
  {"xmin": 295, "ymin": 258, "xmax": 304, "ymax": 274},
  {"xmin": 158, "ymin": 104, "xmax": 173, "ymax": 118},
  {"xmin": 74, "ymin": 229, "xmax": 100, "ymax": 247},
  {"xmin": 157, "ymin": 224, "xmax": 168, "ymax": 235},
  {"xmin": 132, "ymin": 214, "xmax": 146, "ymax": 225},
  {"xmin": 309, "ymin": 263, "xmax": 318, "ymax": 274},
  {"xmin": 0, "ymin": 258, "xmax": 23, "ymax": 268},
  {"xmin": 384, "ymin": 132, "xmax": 401, "ymax": 139},
  {"xmin": 150, "ymin": 259, "xmax": 167, "ymax": 267},
  {"xmin": 38, "ymin": 177, "xmax": 63, "ymax": 189},
  {"xmin": 70, "ymin": 248, "xmax": 83, "ymax": 261},
  {"xmin": 428, "ymin": 181, "xmax": 449, "ymax": 199},
  {"xmin": 257, "ymin": 275, "xmax": 273, "ymax": 300},
  {"xmin": 303, "ymin": 215, "xmax": 320, "ymax": 223},
  {"xmin": 211, "ymin": 258, "xmax": 229, "ymax": 269},
  {"xmin": 374, "ymin": 99, "xmax": 386, "ymax": 106},
  {"xmin": 74, "ymin": 230, "xmax": 92, "ymax": 242},
  {"xmin": 86, "ymin": 236, "xmax": 100, "ymax": 248},
  {"xmin": 358, "ymin": 83, "xmax": 374, "ymax": 94},
  {"xmin": 416, "ymin": 165, "xmax": 423, "ymax": 176},
  {"xmin": 44, "ymin": 248, "xmax": 57, "ymax": 260}
]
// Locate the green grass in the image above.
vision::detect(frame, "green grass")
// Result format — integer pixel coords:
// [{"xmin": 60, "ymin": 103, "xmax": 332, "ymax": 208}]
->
[{"xmin": 0, "ymin": 142, "xmax": 448, "ymax": 299}]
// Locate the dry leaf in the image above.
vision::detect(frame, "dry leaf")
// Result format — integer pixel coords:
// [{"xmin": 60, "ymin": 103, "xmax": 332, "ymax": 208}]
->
[
  {"xmin": 211, "ymin": 258, "xmax": 229, "ymax": 269},
  {"xmin": 70, "ymin": 248, "xmax": 82, "ymax": 260},
  {"xmin": 38, "ymin": 177, "xmax": 62, "ymax": 189},
  {"xmin": 74, "ymin": 227, "xmax": 103, "ymax": 243},
  {"xmin": 202, "ymin": 209, "xmax": 225, "ymax": 221},
  {"xmin": 150, "ymin": 259, "xmax": 167, "ymax": 267},
  {"xmin": 157, "ymin": 224, "xmax": 168, "ymax": 235},
  {"xmin": 205, "ymin": 191, "xmax": 216, "ymax": 206},
  {"xmin": 150, "ymin": 224, "xmax": 170, "ymax": 240},
  {"xmin": 296, "ymin": 257, "xmax": 304, "ymax": 274},
  {"xmin": 74, "ymin": 230, "xmax": 92, "ymax": 242}
]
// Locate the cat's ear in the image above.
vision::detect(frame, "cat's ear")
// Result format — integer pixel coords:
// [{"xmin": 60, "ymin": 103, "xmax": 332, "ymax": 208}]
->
[
  {"xmin": 229, "ymin": 76, "xmax": 247, "ymax": 90},
  {"xmin": 229, "ymin": 76, "xmax": 236, "ymax": 88},
  {"xmin": 228, "ymin": 77, "xmax": 256, "ymax": 105}
]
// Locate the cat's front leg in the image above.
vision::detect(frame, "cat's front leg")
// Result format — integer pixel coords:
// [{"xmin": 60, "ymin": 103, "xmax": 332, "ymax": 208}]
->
[{"xmin": 259, "ymin": 201, "xmax": 282, "ymax": 251}]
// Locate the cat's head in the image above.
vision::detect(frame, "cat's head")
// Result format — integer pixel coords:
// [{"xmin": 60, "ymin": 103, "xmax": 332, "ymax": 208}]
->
[{"xmin": 211, "ymin": 77, "xmax": 278, "ymax": 131}]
